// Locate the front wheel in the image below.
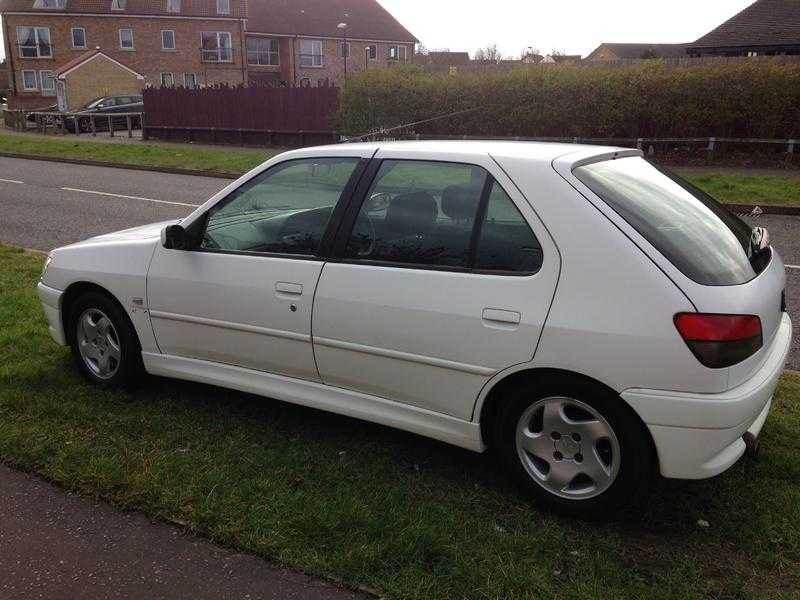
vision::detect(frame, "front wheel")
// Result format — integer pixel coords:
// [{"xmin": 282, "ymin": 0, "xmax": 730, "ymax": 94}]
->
[
  {"xmin": 68, "ymin": 291, "xmax": 143, "ymax": 387},
  {"xmin": 494, "ymin": 377, "xmax": 654, "ymax": 517}
]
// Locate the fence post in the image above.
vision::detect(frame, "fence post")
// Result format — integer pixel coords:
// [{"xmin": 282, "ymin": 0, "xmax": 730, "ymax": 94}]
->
[
  {"xmin": 108, "ymin": 115, "xmax": 114, "ymax": 137},
  {"xmin": 126, "ymin": 115, "xmax": 132, "ymax": 138},
  {"xmin": 789, "ymin": 139, "xmax": 796, "ymax": 154},
  {"xmin": 91, "ymin": 116, "xmax": 96, "ymax": 136},
  {"xmin": 707, "ymin": 136, "xmax": 716, "ymax": 157},
  {"xmin": 636, "ymin": 138, "xmax": 643, "ymax": 150},
  {"xmin": 141, "ymin": 113, "xmax": 148, "ymax": 141}
]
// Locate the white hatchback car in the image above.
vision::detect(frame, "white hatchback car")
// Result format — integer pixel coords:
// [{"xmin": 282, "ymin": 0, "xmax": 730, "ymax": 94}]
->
[{"xmin": 38, "ymin": 142, "xmax": 792, "ymax": 516}]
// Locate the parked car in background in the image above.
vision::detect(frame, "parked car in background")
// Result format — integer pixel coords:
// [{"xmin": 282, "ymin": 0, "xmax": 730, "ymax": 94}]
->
[
  {"xmin": 62, "ymin": 95, "xmax": 144, "ymax": 132},
  {"xmin": 37, "ymin": 141, "xmax": 792, "ymax": 517}
]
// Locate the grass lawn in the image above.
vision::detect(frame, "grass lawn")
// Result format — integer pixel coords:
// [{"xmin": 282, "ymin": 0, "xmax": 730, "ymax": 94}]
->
[
  {"xmin": 0, "ymin": 131, "xmax": 272, "ymax": 175},
  {"xmin": 2, "ymin": 246, "xmax": 799, "ymax": 598},
  {"xmin": 1, "ymin": 131, "xmax": 799, "ymax": 207},
  {"xmin": 680, "ymin": 171, "xmax": 800, "ymax": 207}
]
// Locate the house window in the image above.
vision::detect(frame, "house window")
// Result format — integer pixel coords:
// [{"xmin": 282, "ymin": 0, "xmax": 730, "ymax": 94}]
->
[
  {"xmin": 111, "ymin": 0, "xmax": 126, "ymax": 9},
  {"xmin": 32, "ymin": 0, "xmax": 66, "ymax": 8},
  {"xmin": 246, "ymin": 37, "xmax": 279, "ymax": 66},
  {"xmin": 71, "ymin": 27, "xmax": 86, "ymax": 48},
  {"xmin": 166, "ymin": 0, "xmax": 180, "ymax": 12},
  {"xmin": 161, "ymin": 30, "xmax": 175, "ymax": 50},
  {"xmin": 300, "ymin": 39, "xmax": 322, "ymax": 67},
  {"xmin": 119, "ymin": 28, "xmax": 134, "ymax": 50},
  {"xmin": 339, "ymin": 41, "xmax": 350, "ymax": 59},
  {"xmin": 201, "ymin": 31, "xmax": 232, "ymax": 62},
  {"xmin": 388, "ymin": 45, "xmax": 407, "ymax": 62},
  {"xmin": 216, "ymin": 0, "xmax": 229, "ymax": 14},
  {"xmin": 22, "ymin": 70, "xmax": 38, "ymax": 90},
  {"xmin": 39, "ymin": 70, "xmax": 55, "ymax": 96},
  {"xmin": 160, "ymin": 72, "xmax": 174, "ymax": 87},
  {"xmin": 17, "ymin": 27, "xmax": 52, "ymax": 58},
  {"xmin": 184, "ymin": 73, "xmax": 197, "ymax": 89},
  {"xmin": 366, "ymin": 44, "xmax": 377, "ymax": 60}
]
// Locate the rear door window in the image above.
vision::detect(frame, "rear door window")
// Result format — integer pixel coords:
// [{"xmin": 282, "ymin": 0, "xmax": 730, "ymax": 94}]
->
[{"xmin": 573, "ymin": 157, "xmax": 756, "ymax": 286}]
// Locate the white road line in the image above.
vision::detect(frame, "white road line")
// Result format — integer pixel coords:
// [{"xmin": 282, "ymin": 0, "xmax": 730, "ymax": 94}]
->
[
  {"xmin": 787, "ymin": 264, "xmax": 800, "ymax": 270},
  {"xmin": 0, "ymin": 178, "xmax": 24, "ymax": 184},
  {"xmin": 61, "ymin": 187, "xmax": 197, "ymax": 208}
]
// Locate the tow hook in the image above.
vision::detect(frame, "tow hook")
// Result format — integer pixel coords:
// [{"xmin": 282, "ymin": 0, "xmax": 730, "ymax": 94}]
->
[{"xmin": 743, "ymin": 432, "xmax": 760, "ymax": 457}]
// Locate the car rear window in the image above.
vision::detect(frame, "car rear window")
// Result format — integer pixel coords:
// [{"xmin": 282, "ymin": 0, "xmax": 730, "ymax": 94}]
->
[{"xmin": 573, "ymin": 157, "xmax": 757, "ymax": 286}]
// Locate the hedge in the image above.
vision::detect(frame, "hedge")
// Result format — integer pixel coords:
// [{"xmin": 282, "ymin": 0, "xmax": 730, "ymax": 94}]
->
[{"xmin": 337, "ymin": 61, "xmax": 800, "ymax": 140}]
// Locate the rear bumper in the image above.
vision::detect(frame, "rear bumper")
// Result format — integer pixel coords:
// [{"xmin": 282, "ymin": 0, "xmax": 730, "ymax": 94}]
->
[
  {"xmin": 37, "ymin": 282, "xmax": 66, "ymax": 346},
  {"xmin": 622, "ymin": 313, "xmax": 792, "ymax": 479}
]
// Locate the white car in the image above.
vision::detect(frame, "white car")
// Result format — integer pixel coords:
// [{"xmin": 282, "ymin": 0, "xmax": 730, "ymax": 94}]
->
[{"xmin": 38, "ymin": 142, "xmax": 792, "ymax": 516}]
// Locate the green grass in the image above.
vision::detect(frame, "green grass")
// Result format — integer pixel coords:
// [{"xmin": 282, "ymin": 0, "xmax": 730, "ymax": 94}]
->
[
  {"xmin": 0, "ymin": 131, "xmax": 272, "ymax": 175},
  {"xmin": 2, "ymin": 245, "xmax": 799, "ymax": 598},
  {"xmin": 681, "ymin": 172, "xmax": 800, "ymax": 207}
]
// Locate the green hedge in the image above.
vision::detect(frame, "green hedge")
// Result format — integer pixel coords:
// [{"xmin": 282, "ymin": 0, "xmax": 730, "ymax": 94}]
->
[{"xmin": 338, "ymin": 61, "xmax": 800, "ymax": 139}]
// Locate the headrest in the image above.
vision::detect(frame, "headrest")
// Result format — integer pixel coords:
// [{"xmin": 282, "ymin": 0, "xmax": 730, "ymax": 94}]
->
[
  {"xmin": 385, "ymin": 192, "xmax": 438, "ymax": 228},
  {"xmin": 441, "ymin": 185, "xmax": 481, "ymax": 222}
]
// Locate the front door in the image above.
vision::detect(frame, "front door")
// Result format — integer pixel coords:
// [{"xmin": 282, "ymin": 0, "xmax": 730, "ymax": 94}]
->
[
  {"xmin": 312, "ymin": 154, "xmax": 560, "ymax": 420},
  {"xmin": 147, "ymin": 156, "xmax": 364, "ymax": 382}
]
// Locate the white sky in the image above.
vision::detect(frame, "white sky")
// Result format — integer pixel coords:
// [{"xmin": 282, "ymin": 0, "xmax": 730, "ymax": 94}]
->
[{"xmin": 0, "ymin": 0, "xmax": 755, "ymax": 60}]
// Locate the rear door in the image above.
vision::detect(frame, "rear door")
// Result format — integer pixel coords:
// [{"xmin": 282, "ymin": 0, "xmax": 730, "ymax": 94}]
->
[{"xmin": 312, "ymin": 151, "xmax": 560, "ymax": 420}]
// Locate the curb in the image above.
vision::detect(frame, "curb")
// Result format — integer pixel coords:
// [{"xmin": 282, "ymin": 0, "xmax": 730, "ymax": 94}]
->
[
  {"xmin": 0, "ymin": 151, "xmax": 239, "ymax": 180},
  {"xmin": 1, "ymin": 152, "xmax": 799, "ymax": 215}
]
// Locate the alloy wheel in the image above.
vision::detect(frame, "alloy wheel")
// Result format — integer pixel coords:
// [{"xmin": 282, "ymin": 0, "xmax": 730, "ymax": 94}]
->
[{"xmin": 76, "ymin": 308, "xmax": 122, "ymax": 380}]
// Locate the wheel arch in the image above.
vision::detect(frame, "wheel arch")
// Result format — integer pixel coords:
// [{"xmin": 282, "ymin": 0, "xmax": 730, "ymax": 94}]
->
[
  {"xmin": 477, "ymin": 368, "xmax": 657, "ymax": 462},
  {"xmin": 61, "ymin": 281, "xmax": 139, "ymax": 349}
]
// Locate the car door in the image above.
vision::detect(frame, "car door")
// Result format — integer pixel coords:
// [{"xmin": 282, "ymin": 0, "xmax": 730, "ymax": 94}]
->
[
  {"xmin": 312, "ymin": 152, "xmax": 560, "ymax": 420},
  {"xmin": 147, "ymin": 156, "xmax": 366, "ymax": 382}
]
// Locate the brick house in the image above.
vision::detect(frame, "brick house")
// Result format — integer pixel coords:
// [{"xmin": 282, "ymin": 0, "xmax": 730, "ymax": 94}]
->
[
  {"xmin": 687, "ymin": 0, "xmax": 800, "ymax": 57},
  {"xmin": 585, "ymin": 43, "xmax": 689, "ymax": 61},
  {"xmin": 0, "ymin": 0, "xmax": 416, "ymax": 109}
]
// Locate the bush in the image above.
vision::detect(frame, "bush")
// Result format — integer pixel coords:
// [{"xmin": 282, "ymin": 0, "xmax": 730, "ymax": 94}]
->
[{"xmin": 338, "ymin": 61, "xmax": 800, "ymax": 139}]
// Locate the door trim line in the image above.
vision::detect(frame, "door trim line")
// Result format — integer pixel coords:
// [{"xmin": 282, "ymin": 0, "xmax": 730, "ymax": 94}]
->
[
  {"xmin": 313, "ymin": 336, "xmax": 497, "ymax": 376},
  {"xmin": 149, "ymin": 310, "xmax": 311, "ymax": 343}
]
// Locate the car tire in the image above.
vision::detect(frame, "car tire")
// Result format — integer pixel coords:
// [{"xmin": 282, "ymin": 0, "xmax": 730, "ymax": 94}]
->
[
  {"xmin": 79, "ymin": 117, "xmax": 92, "ymax": 133},
  {"xmin": 68, "ymin": 291, "xmax": 143, "ymax": 388},
  {"xmin": 494, "ymin": 375, "xmax": 654, "ymax": 518}
]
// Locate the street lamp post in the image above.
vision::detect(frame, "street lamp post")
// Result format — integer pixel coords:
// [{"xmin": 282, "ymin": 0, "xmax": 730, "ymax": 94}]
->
[{"xmin": 337, "ymin": 22, "xmax": 348, "ymax": 82}]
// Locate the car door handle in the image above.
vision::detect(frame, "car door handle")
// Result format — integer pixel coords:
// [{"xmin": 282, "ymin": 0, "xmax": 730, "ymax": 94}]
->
[
  {"xmin": 275, "ymin": 282, "xmax": 303, "ymax": 296},
  {"xmin": 482, "ymin": 308, "xmax": 521, "ymax": 325}
]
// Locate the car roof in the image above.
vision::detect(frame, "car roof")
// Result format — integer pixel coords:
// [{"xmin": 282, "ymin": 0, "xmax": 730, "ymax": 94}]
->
[{"xmin": 303, "ymin": 140, "xmax": 638, "ymax": 165}]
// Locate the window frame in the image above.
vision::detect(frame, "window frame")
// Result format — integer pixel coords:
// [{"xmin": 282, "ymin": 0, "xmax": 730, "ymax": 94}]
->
[
  {"xmin": 183, "ymin": 72, "xmax": 197, "ymax": 89},
  {"xmin": 201, "ymin": 31, "xmax": 232, "ymax": 63},
  {"xmin": 17, "ymin": 26, "xmax": 52, "ymax": 58},
  {"xmin": 160, "ymin": 72, "xmax": 174, "ymax": 87},
  {"xmin": 366, "ymin": 44, "xmax": 377, "ymax": 60},
  {"xmin": 299, "ymin": 39, "xmax": 323, "ymax": 67},
  {"xmin": 189, "ymin": 157, "xmax": 369, "ymax": 262},
  {"xmin": 33, "ymin": 0, "xmax": 66, "ymax": 8},
  {"xmin": 71, "ymin": 27, "xmax": 86, "ymax": 49},
  {"xmin": 161, "ymin": 29, "xmax": 176, "ymax": 50},
  {"xmin": 21, "ymin": 69, "xmax": 38, "ymax": 91},
  {"xmin": 246, "ymin": 36, "xmax": 279, "ymax": 66},
  {"xmin": 39, "ymin": 70, "xmax": 56, "ymax": 96},
  {"xmin": 118, "ymin": 28, "xmax": 134, "ymax": 50},
  {"xmin": 339, "ymin": 41, "xmax": 350, "ymax": 59},
  {"xmin": 329, "ymin": 158, "xmax": 543, "ymax": 277},
  {"xmin": 166, "ymin": 0, "xmax": 180, "ymax": 12},
  {"xmin": 216, "ymin": 0, "xmax": 230, "ymax": 14}
]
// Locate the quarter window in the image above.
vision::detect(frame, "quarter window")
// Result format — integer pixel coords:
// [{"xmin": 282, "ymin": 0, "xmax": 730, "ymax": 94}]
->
[
  {"xmin": 246, "ymin": 37, "xmax": 279, "ymax": 66},
  {"xmin": 300, "ymin": 40, "xmax": 323, "ymax": 67},
  {"xmin": 71, "ymin": 27, "xmax": 86, "ymax": 48},
  {"xmin": 17, "ymin": 27, "xmax": 52, "ymax": 58},
  {"xmin": 474, "ymin": 182, "xmax": 543, "ymax": 273},
  {"xmin": 201, "ymin": 32, "xmax": 232, "ymax": 62},
  {"xmin": 119, "ymin": 28, "xmax": 134, "ymax": 49},
  {"xmin": 161, "ymin": 29, "xmax": 175, "ymax": 50},
  {"xmin": 202, "ymin": 158, "xmax": 361, "ymax": 256}
]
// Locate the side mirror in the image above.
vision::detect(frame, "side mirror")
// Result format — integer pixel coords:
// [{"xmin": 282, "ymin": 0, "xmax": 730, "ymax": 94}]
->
[{"xmin": 162, "ymin": 224, "xmax": 188, "ymax": 250}]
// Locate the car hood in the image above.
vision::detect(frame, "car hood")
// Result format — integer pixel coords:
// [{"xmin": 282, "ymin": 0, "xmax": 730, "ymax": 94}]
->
[{"xmin": 89, "ymin": 220, "xmax": 178, "ymax": 242}]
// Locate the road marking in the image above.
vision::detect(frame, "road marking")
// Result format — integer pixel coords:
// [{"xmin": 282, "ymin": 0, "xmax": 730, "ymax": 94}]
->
[
  {"xmin": 0, "ymin": 178, "xmax": 24, "ymax": 184},
  {"xmin": 61, "ymin": 187, "xmax": 197, "ymax": 208},
  {"xmin": 787, "ymin": 264, "xmax": 800, "ymax": 270}
]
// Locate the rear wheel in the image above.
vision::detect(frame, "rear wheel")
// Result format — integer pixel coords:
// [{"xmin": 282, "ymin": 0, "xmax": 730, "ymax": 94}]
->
[
  {"xmin": 68, "ymin": 291, "xmax": 143, "ymax": 387},
  {"xmin": 494, "ymin": 376, "xmax": 653, "ymax": 517}
]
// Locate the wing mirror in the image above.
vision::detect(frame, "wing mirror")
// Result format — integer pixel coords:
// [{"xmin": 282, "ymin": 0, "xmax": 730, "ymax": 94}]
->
[{"xmin": 162, "ymin": 224, "xmax": 188, "ymax": 250}]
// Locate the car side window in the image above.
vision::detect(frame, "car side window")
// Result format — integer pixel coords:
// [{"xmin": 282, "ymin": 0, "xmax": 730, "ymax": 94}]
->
[
  {"xmin": 474, "ymin": 182, "xmax": 543, "ymax": 273},
  {"xmin": 344, "ymin": 160, "xmax": 488, "ymax": 268},
  {"xmin": 202, "ymin": 158, "xmax": 360, "ymax": 257}
]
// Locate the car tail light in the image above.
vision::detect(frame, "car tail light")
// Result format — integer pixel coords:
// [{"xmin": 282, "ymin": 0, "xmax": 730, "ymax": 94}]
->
[{"xmin": 674, "ymin": 313, "xmax": 763, "ymax": 369}]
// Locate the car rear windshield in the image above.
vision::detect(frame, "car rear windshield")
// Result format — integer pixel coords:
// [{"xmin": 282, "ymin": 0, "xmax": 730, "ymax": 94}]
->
[{"xmin": 573, "ymin": 157, "xmax": 757, "ymax": 286}]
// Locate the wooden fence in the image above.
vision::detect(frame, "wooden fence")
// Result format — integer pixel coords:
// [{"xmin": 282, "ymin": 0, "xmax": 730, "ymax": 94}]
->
[{"xmin": 142, "ymin": 84, "xmax": 340, "ymax": 147}]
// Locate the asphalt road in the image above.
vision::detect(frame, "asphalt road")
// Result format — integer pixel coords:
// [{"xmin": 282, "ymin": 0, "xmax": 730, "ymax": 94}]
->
[{"xmin": 0, "ymin": 465, "xmax": 364, "ymax": 600}]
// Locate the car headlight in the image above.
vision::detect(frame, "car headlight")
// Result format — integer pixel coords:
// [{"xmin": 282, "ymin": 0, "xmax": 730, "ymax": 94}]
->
[{"xmin": 41, "ymin": 254, "xmax": 52, "ymax": 279}]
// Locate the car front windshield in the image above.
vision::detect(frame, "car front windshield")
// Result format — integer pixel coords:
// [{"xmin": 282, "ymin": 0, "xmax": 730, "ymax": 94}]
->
[{"xmin": 573, "ymin": 157, "xmax": 757, "ymax": 286}]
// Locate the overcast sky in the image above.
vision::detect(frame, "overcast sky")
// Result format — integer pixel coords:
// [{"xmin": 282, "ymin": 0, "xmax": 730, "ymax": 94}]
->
[{"xmin": 0, "ymin": 0, "xmax": 755, "ymax": 60}]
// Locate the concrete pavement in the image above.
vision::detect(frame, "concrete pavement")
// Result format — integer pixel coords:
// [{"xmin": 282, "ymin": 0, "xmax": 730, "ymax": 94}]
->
[{"xmin": 0, "ymin": 465, "xmax": 365, "ymax": 600}]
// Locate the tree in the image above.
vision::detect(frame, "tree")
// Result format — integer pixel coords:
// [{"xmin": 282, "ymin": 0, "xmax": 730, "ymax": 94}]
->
[{"xmin": 474, "ymin": 44, "xmax": 503, "ymax": 63}]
